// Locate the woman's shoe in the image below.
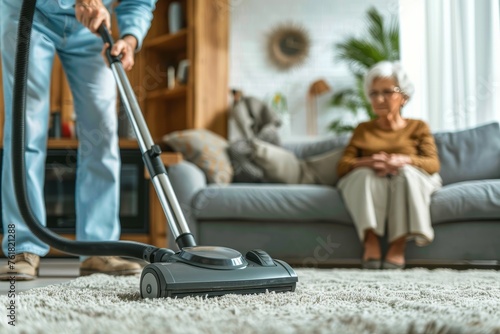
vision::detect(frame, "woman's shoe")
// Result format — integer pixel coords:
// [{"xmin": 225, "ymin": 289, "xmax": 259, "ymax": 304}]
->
[
  {"xmin": 381, "ymin": 260, "xmax": 405, "ymax": 269},
  {"xmin": 361, "ymin": 259, "xmax": 382, "ymax": 269}
]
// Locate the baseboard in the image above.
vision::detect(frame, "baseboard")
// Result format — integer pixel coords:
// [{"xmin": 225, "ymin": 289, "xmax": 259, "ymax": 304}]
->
[{"xmin": 285, "ymin": 258, "xmax": 500, "ymax": 269}]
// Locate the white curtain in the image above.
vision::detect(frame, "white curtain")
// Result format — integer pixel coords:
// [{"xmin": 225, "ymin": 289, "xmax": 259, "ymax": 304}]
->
[{"xmin": 399, "ymin": 0, "xmax": 500, "ymax": 131}]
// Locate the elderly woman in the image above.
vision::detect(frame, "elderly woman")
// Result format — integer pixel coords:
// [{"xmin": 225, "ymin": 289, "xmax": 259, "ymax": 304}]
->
[{"xmin": 337, "ymin": 61, "xmax": 442, "ymax": 269}]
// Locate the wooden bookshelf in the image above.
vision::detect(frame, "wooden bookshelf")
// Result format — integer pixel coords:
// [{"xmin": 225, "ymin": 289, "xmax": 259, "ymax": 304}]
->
[
  {"xmin": 142, "ymin": 0, "xmax": 229, "ymax": 139},
  {"xmin": 45, "ymin": 139, "xmax": 139, "ymax": 149},
  {"xmin": 144, "ymin": 29, "xmax": 188, "ymax": 52},
  {"xmin": 147, "ymin": 86, "xmax": 187, "ymax": 100}
]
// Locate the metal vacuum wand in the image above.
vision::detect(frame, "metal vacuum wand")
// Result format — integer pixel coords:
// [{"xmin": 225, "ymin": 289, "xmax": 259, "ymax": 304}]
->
[{"xmin": 99, "ymin": 26, "xmax": 196, "ymax": 249}]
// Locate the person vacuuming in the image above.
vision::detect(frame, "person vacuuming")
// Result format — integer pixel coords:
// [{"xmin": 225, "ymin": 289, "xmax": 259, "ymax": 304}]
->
[
  {"xmin": 6, "ymin": 0, "xmax": 297, "ymax": 298},
  {"xmin": 0, "ymin": 0, "xmax": 157, "ymax": 280}
]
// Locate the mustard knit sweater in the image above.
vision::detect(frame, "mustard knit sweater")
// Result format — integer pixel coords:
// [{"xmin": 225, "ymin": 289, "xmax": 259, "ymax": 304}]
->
[{"xmin": 337, "ymin": 119, "xmax": 440, "ymax": 178}]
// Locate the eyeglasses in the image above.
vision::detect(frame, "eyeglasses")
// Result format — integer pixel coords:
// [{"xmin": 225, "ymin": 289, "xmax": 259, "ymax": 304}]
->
[{"xmin": 368, "ymin": 87, "xmax": 402, "ymax": 100}]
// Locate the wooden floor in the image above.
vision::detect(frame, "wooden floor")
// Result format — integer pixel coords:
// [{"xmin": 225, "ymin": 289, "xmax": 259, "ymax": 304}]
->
[
  {"xmin": 0, "ymin": 258, "xmax": 79, "ymax": 294},
  {"xmin": 0, "ymin": 258, "xmax": 146, "ymax": 295}
]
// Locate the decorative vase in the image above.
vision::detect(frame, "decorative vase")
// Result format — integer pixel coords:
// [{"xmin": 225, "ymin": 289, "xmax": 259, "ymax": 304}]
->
[
  {"xmin": 279, "ymin": 113, "xmax": 292, "ymax": 140},
  {"xmin": 271, "ymin": 92, "xmax": 291, "ymax": 139},
  {"xmin": 49, "ymin": 111, "xmax": 61, "ymax": 138},
  {"xmin": 177, "ymin": 59, "xmax": 189, "ymax": 84},
  {"xmin": 168, "ymin": 2, "xmax": 182, "ymax": 34}
]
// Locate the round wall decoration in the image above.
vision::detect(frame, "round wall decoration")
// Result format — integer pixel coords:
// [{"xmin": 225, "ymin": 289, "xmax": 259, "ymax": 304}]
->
[{"xmin": 267, "ymin": 23, "xmax": 311, "ymax": 71}]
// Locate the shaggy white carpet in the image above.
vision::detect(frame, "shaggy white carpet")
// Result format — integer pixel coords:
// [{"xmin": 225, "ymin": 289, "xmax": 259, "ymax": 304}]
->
[{"xmin": 1, "ymin": 268, "xmax": 500, "ymax": 334}]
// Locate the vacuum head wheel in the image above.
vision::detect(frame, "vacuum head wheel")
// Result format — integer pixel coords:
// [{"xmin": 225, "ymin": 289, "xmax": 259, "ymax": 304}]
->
[{"xmin": 141, "ymin": 271, "xmax": 161, "ymax": 298}]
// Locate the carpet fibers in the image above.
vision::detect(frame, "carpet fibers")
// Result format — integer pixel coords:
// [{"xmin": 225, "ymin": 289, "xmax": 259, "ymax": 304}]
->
[{"xmin": 1, "ymin": 268, "xmax": 500, "ymax": 334}]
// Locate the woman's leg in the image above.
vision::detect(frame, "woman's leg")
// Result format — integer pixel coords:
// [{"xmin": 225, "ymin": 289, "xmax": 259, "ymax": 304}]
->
[
  {"xmin": 337, "ymin": 167, "xmax": 389, "ymax": 261},
  {"xmin": 363, "ymin": 229, "xmax": 382, "ymax": 261},
  {"xmin": 384, "ymin": 236, "xmax": 406, "ymax": 266},
  {"xmin": 386, "ymin": 165, "xmax": 442, "ymax": 265}
]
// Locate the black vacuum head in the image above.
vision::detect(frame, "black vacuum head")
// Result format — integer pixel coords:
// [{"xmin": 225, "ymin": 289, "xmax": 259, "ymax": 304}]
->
[{"xmin": 140, "ymin": 247, "xmax": 298, "ymax": 298}]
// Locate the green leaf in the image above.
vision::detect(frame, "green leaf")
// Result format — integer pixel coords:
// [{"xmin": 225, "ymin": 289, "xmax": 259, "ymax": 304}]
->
[
  {"xmin": 331, "ymin": 89, "xmax": 357, "ymax": 106},
  {"xmin": 328, "ymin": 120, "xmax": 356, "ymax": 135},
  {"xmin": 331, "ymin": 89, "xmax": 363, "ymax": 116},
  {"xmin": 366, "ymin": 7, "xmax": 386, "ymax": 51},
  {"xmin": 388, "ymin": 17, "xmax": 400, "ymax": 60},
  {"xmin": 329, "ymin": 6, "xmax": 399, "ymax": 133}
]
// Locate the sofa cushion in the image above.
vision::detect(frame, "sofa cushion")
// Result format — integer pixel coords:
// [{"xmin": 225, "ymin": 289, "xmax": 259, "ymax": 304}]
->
[
  {"xmin": 433, "ymin": 122, "xmax": 500, "ymax": 185},
  {"xmin": 193, "ymin": 180, "xmax": 500, "ymax": 226},
  {"xmin": 430, "ymin": 179, "xmax": 500, "ymax": 223},
  {"xmin": 192, "ymin": 184, "xmax": 353, "ymax": 224},
  {"xmin": 162, "ymin": 129, "xmax": 233, "ymax": 184}
]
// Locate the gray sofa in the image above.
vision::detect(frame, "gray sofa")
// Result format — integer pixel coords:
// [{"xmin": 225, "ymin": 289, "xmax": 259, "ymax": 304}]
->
[{"xmin": 167, "ymin": 122, "xmax": 500, "ymax": 267}]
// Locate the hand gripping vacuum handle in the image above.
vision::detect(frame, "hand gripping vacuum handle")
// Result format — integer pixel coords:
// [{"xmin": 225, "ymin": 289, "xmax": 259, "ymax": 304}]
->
[
  {"xmin": 98, "ymin": 25, "xmax": 121, "ymax": 65},
  {"xmin": 98, "ymin": 25, "xmax": 196, "ymax": 249}
]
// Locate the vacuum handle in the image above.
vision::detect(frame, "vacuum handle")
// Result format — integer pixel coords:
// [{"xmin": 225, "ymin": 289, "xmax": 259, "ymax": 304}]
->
[
  {"xmin": 98, "ymin": 24, "xmax": 196, "ymax": 248},
  {"xmin": 98, "ymin": 25, "xmax": 121, "ymax": 65}
]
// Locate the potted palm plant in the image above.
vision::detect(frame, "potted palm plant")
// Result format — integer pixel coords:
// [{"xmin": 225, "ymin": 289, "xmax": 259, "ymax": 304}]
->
[{"xmin": 329, "ymin": 7, "xmax": 399, "ymax": 134}]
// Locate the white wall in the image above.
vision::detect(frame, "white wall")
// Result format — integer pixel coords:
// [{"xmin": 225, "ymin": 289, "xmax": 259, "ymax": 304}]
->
[{"xmin": 229, "ymin": 0, "xmax": 398, "ymax": 139}]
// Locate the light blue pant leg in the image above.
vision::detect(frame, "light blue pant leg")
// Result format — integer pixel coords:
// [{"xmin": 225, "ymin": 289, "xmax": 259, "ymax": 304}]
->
[
  {"xmin": 57, "ymin": 17, "xmax": 121, "ymax": 244},
  {"xmin": 2, "ymin": 0, "xmax": 121, "ymax": 258},
  {"xmin": 1, "ymin": 2, "xmax": 61, "ymax": 256}
]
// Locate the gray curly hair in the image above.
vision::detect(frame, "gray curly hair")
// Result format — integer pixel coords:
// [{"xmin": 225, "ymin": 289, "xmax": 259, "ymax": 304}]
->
[{"xmin": 364, "ymin": 61, "xmax": 415, "ymax": 101}]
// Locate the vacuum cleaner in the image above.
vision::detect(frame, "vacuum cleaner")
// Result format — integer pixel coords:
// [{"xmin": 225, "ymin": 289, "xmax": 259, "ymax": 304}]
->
[{"xmin": 11, "ymin": 0, "xmax": 297, "ymax": 298}]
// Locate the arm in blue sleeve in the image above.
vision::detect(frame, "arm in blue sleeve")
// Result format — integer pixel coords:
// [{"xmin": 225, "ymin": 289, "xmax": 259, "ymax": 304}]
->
[{"xmin": 114, "ymin": 0, "xmax": 157, "ymax": 51}]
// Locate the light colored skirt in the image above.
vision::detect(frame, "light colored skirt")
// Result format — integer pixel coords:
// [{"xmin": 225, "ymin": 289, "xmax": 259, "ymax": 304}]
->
[{"xmin": 337, "ymin": 166, "xmax": 442, "ymax": 246}]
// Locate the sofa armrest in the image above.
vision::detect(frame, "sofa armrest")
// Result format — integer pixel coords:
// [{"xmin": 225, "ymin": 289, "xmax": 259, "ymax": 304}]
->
[
  {"xmin": 167, "ymin": 161, "xmax": 207, "ymax": 246},
  {"xmin": 168, "ymin": 160, "xmax": 207, "ymax": 204}
]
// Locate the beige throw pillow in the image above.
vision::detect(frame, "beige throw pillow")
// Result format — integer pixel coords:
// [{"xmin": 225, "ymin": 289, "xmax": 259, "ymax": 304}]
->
[
  {"xmin": 252, "ymin": 138, "xmax": 301, "ymax": 183},
  {"xmin": 302, "ymin": 148, "xmax": 344, "ymax": 186},
  {"xmin": 162, "ymin": 129, "xmax": 233, "ymax": 184},
  {"xmin": 252, "ymin": 138, "xmax": 343, "ymax": 185}
]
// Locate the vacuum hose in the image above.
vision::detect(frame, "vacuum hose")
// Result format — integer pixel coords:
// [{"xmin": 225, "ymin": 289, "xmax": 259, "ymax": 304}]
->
[{"xmin": 11, "ymin": 0, "xmax": 172, "ymax": 263}]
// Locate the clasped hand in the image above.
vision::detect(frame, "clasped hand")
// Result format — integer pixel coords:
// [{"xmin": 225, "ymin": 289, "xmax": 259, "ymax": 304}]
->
[
  {"xmin": 369, "ymin": 152, "xmax": 411, "ymax": 177},
  {"xmin": 75, "ymin": 0, "xmax": 136, "ymax": 71}
]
